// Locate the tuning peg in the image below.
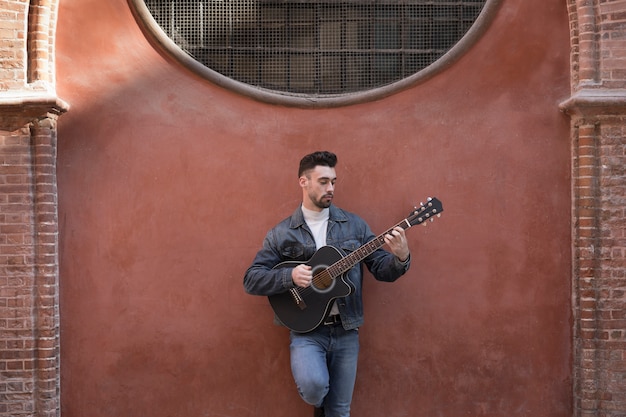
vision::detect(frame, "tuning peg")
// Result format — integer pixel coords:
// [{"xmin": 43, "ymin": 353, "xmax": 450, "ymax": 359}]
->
[
  {"xmin": 437, "ymin": 214, "xmax": 442, "ymax": 218},
  {"xmin": 430, "ymin": 218, "xmax": 434, "ymax": 222},
  {"xmin": 427, "ymin": 197, "xmax": 432, "ymax": 202},
  {"xmin": 422, "ymin": 222, "xmax": 428, "ymax": 226}
]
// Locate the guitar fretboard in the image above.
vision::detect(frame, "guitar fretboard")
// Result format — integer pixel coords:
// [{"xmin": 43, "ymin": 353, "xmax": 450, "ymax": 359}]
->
[
  {"xmin": 327, "ymin": 222, "xmax": 407, "ymax": 278},
  {"xmin": 324, "ymin": 199, "xmax": 439, "ymax": 278}
]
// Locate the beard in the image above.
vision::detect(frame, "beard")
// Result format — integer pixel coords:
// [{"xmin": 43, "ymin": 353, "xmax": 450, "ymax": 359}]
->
[{"xmin": 311, "ymin": 193, "xmax": 333, "ymax": 209}]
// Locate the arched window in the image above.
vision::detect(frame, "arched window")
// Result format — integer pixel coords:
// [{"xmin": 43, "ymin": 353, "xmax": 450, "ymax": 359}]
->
[{"xmin": 130, "ymin": 0, "xmax": 500, "ymax": 106}]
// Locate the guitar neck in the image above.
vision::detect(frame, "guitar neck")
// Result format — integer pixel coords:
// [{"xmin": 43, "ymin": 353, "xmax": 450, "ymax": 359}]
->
[
  {"xmin": 324, "ymin": 197, "xmax": 443, "ymax": 279},
  {"xmin": 327, "ymin": 219, "xmax": 410, "ymax": 278}
]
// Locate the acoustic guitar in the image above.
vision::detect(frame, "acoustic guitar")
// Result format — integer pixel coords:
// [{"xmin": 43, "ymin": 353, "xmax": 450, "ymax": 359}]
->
[{"xmin": 268, "ymin": 197, "xmax": 443, "ymax": 333}]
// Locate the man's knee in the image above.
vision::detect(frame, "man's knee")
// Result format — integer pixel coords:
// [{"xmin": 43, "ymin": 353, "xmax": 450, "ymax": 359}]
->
[{"xmin": 297, "ymin": 377, "xmax": 329, "ymax": 406}]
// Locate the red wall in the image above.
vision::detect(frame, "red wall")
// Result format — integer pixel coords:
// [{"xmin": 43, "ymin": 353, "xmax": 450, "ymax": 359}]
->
[{"xmin": 56, "ymin": 0, "xmax": 572, "ymax": 416}]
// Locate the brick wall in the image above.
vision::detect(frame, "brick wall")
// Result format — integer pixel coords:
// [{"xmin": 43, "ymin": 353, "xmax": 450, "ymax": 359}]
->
[
  {"xmin": 0, "ymin": 129, "xmax": 37, "ymax": 416},
  {"xmin": 0, "ymin": 0, "xmax": 63, "ymax": 416},
  {"xmin": 0, "ymin": 124, "xmax": 59, "ymax": 417},
  {"xmin": 564, "ymin": 1, "xmax": 626, "ymax": 416},
  {"xmin": 567, "ymin": 115, "xmax": 626, "ymax": 417},
  {"xmin": 599, "ymin": 1, "xmax": 626, "ymax": 87},
  {"xmin": 0, "ymin": 0, "xmax": 59, "ymax": 90},
  {"xmin": 0, "ymin": 0, "xmax": 27, "ymax": 90}
]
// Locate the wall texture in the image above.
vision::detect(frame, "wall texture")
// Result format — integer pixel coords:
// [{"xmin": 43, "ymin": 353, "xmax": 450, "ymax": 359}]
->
[
  {"xmin": 0, "ymin": 0, "xmax": 623, "ymax": 416},
  {"xmin": 54, "ymin": 0, "xmax": 572, "ymax": 416}
]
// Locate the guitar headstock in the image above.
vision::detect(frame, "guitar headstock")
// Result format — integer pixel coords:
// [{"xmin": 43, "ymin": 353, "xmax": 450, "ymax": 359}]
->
[{"xmin": 406, "ymin": 197, "xmax": 443, "ymax": 227}]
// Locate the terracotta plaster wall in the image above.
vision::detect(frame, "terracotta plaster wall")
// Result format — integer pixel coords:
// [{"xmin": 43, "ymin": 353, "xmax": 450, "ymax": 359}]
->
[{"xmin": 55, "ymin": 0, "xmax": 572, "ymax": 416}]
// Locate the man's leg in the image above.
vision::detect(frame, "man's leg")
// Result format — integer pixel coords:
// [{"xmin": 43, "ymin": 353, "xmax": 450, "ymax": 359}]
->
[
  {"xmin": 290, "ymin": 329, "xmax": 331, "ymax": 408},
  {"xmin": 324, "ymin": 327, "xmax": 359, "ymax": 417}
]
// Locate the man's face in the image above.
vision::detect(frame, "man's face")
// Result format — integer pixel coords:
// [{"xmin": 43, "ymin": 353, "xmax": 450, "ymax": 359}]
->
[{"xmin": 300, "ymin": 165, "xmax": 337, "ymax": 211}]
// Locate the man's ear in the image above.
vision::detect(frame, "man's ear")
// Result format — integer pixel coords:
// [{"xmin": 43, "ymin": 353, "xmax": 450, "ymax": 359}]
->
[{"xmin": 298, "ymin": 176, "xmax": 307, "ymax": 188}]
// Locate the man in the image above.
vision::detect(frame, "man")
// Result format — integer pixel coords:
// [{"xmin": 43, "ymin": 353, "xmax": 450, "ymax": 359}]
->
[{"xmin": 243, "ymin": 151, "xmax": 411, "ymax": 417}]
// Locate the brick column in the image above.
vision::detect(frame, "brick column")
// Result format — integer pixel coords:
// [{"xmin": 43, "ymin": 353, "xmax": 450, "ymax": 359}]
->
[
  {"xmin": 0, "ymin": 117, "xmax": 60, "ymax": 416},
  {"xmin": 562, "ymin": 78, "xmax": 626, "ymax": 417},
  {"xmin": 30, "ymin": 118, "xmax": 60, "ymax": 417},
  {"xmin": 572, "ymin": 120, "xmax": 597, "ymax": 417},
  {"xmin": 0, "ymin": 0, "xmax": 65, "ymax": 415},
  {"xmin": 563, "ymin": 0, "xmax": 626, "ymax": 415}
]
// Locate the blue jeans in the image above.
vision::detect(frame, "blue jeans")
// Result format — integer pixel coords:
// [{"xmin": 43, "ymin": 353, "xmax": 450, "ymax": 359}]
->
[{"xmin": 290, "ymin": 325, "xmax": 360, "ymax": 417}]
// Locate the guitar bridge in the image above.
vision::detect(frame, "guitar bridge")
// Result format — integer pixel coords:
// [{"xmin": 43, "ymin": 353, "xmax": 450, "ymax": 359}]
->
[{"xmin": 290, "ymin": 288, "xmax": 307, "ymax": 310}]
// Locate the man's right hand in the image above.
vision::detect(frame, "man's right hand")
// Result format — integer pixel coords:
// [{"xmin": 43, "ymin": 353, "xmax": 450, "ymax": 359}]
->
[{"xmin": 291, "ymin": 264, "xmax": 313, "ymax": 288}]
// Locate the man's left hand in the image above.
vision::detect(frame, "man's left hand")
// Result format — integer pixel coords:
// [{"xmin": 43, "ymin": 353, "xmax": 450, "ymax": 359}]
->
[{"xmin": 384, "ymin": 226, "xmax": 410, "ymax": 262}]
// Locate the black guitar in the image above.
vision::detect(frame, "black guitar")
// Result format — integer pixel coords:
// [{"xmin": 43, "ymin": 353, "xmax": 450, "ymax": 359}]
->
[{"xmin": 268, "ymin": 197, "xmax": 443, "ymax": 333}]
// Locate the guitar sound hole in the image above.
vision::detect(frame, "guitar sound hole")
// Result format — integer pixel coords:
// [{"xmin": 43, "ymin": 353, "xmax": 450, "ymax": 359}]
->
[{"xmin": 311, "ymin": 265, "xmax": 334, "ymax": 293}]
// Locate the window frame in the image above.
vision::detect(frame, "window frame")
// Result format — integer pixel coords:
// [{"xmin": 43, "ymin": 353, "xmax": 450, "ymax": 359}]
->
[{"xmin": 128, "ymin": 0, "xmax": 503, "ymax": 108}]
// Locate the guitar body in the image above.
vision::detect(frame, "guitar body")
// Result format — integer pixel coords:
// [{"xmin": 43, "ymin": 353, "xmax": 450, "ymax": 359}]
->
[
  {"xmin": 265, "ymin": 197, "xmax": 443, "ymax": 333},
  {"xmin": 269, "ymin": 245, "xmax": 355, "ymax": 333}
]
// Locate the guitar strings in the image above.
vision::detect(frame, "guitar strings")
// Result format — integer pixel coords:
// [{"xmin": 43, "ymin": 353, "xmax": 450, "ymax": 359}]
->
[
  {"xmin": 296, "ymin": 269, "xmax": 333, "ymax": 297},
  {"xmin": 291, "ymin": 201, "xmax": 439, "ymax": 297},
  {"xmin": 294, "ymin": 229, "xmax": 401, "ymax": 297}
]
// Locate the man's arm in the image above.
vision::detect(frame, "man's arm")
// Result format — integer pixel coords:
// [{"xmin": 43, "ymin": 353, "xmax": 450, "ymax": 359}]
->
[
  {"xmin": 365, "ymin": 226, "xmax": 412, "ymax": 282},
  {"xmin": 243, "ymin": 231, "xmax": 296, "ymax": 296}
]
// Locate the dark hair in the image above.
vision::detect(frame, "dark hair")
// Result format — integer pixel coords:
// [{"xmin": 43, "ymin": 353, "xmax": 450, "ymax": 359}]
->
[{"xmin": 298, "ymin": 151, "xmax": 337, "ymax": 177}]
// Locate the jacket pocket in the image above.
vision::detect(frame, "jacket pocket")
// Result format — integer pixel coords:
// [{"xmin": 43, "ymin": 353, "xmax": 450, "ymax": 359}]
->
[{"xmin": 280, "ymin": 243, "xmax": 305, "ymax": 260}]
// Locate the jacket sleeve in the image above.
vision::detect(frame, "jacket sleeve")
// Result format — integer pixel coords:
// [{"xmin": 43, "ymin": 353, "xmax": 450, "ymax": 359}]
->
[
  {"xmin": 243, "ymin": 229, "xmax": 296, "ymax": 296},
  {"xmin": 361, "ymin": 223, "xmax": 411, "ymax": 282}
]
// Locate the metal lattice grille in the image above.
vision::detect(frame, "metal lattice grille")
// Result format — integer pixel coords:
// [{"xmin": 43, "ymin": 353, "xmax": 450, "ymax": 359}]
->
[{"xmin": 144, "ymin": 0, "xmax": 486, "ymax": 95}]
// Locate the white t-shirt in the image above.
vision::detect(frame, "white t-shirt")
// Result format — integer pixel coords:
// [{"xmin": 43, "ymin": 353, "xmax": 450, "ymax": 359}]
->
[{"xmin": 302, "ymin": 205, "xmax": 340, "ymax": 316}]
